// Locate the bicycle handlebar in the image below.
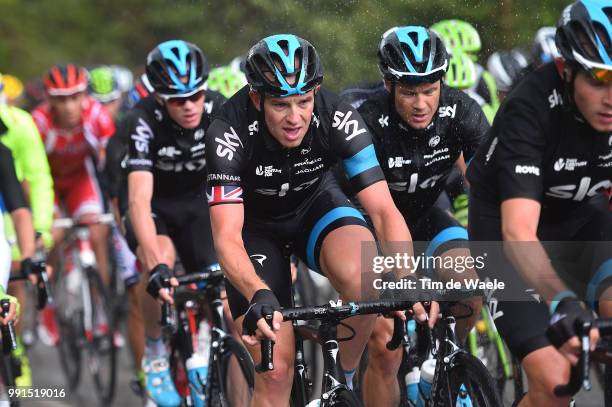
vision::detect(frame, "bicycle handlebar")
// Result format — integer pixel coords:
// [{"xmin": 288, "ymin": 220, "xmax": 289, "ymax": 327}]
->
[
  {"xmin": 52, "ymin": 213, "xmax": 115, "ymax": 229},
  {"xmin": 159, "ymin": 268, "xmax": 225, "ymax": 330},
  {"xmin": 9, "ymin": 260, "xmax": 53, "ymax": 309},
  {"xmin": 0, "ymin": 300, "xmax": 17, "ymax": 354},
  {"xmin": 553, "ymin": 318, "xmax": 612, "ymax": 397},
  {"xmin": 256, "ymin": 299, "xmax": 417, "ymax": 373}
]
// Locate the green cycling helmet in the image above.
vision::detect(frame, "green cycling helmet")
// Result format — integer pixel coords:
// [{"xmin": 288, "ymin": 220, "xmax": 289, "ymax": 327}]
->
[
  {"xmin": 206, "ymin": 66, "xmax": 247, "ymax": 98},
  {"xmin": 444, "ymin": 51, "xmax": 477, "ymax": 90},
  {"xmin": 88, "ymin": 66, "xmax": 121, "ymax": 103},
  {"xmin": 431, "ymin": 19, "xmax": 481, "ymax": 57}
]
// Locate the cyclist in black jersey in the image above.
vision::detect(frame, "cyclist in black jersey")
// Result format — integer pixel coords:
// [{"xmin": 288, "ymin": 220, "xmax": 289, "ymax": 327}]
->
[
  {"xmin": 204, "ymin": 34, "xmax": 433, "ymax": 406},
  {"xmin": 0, "ymin": 143, "xmax": 35, "ymax": 325},
  {"xmin": 122, "ymin": 40, "xmax": 225, "ymax": 407},
  {"xmin": 342, "ymin": 26, "xmax": 489, "ymax": 407},
  {"xmin": 467, "ymin": 2, "xmax": 612, "ymax": 406}
]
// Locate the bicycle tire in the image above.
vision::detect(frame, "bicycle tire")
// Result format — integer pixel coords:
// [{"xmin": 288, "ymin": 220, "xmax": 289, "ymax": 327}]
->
[
  {"xmin": 440, "ymin": 352, "xmax": 502, "ymax": 407},
  {"xmin": 0, "ymin": 352, "xmax": 20, "ymax": 407},
  {"xmin": 210, "ymin": 336, "xmax": 254, "ymax": 407},
  {"xmin": 86, "ymin": 268, "xmax": 117, "ymax": 404},
  {"xmin": 57, "ymin": 310, "xmax": 82, "ymax": 389}
]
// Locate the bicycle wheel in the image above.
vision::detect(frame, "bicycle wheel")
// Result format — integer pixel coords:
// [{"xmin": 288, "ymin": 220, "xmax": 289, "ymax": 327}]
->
[
  {"xmin": 441, "ymin": 352, "xmax": 502, "ymax": 407},
  {"xmin": 0, "ymin": 352, "xmax": 20, "ymax": 407},
  {"xmin": 57, "ymin": 311, "xmax": 82, "ymax": 389},
  {"xmin": 211, "ymin": 336, "xmax": 254, "ymax": 407},
  {"xmin": 85, "ymin": 268, "xmax": 117, "ymax": 404},
  {"xmin": 218, "ymin": 336, "xmax": 255, "ymax": 407}
]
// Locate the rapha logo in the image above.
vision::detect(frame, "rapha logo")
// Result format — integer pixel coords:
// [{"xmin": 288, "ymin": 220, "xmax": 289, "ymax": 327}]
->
[
  {"xmin": 311, "ymin": 114, "xmax": 320, "ymax": 128},
  {"xmin": 301, "ymin": 146, "xmax": 311, "ymax": 155},
  {"xmin": 248, "ymin": 120, "xmax": 258, "ymax": 136},
  {"xmin": 332, "ymin": 110, "xmax": 367, "ymax": 141},
  {"xmin": 249, "ymin": 254, "xmax": 267, "ymax": 266},
  {"xmin": 215, "ymin": 127, "xmax": 243, "ymax": 161},
  {"xmin": 154, "ymin": 109, "xmax": 163, "ymax": 122},
  {"xmin": 378, "ymin": 114, "xmax": 389, "ymax": 128},
  {"xmin": 194, "ymin": 129, "xmax": 205, "ymax": 141},
  {"xmin": 429, "ymin": 135, "xmax": 440, "ymax": 147}
]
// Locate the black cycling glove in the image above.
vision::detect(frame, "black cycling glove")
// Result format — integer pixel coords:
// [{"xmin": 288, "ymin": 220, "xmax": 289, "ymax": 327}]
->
[
  {"xmin": 146, "ymin": 263, "xmax": 173, "ymax": 299},
  {"xmin": 243, "ymin": 289, "xmax": 280, "ymax": 336},
  {"xmin": 20, "ymin": 258, "xmax": 34, "ymax": 277},
  {"xmin": 546, "ymin": 299, "xmax": 593, "ymax": 348}
]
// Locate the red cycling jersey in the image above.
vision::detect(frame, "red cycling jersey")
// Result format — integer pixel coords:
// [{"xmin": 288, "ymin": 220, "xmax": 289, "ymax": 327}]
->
[
  {"xmin": 32, "ymin": 96, "xmax": 114, "ymax": 179},
  {"xmin": 32, "ymin": 97, "xmax": 115, "ymax": 217}
]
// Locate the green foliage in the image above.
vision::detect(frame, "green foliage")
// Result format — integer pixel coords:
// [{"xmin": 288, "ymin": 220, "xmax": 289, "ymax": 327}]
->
[{"xmin": 0, "ymin": 0, "xmax": 570, "ymax": 91}]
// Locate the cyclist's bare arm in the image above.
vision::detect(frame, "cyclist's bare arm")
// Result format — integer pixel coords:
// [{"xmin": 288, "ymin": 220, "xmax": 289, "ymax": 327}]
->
[
  {"xmin": 11, "ymin": 207, "xmax": 35, "ymax": 260},
  {"xmin": 356, "ymin": 180, "xmax": 412, "ymax": 248},
  {"xmin": 209, "ymin": 203, "xmax": 268, "ymax": 301},
  {"xmin": 501, "ymin": 198, "xmax": 568, "ymax": 301},
  {"xmin": 128, "ymin": 171, "xmax": 164, "ymax": 270}
]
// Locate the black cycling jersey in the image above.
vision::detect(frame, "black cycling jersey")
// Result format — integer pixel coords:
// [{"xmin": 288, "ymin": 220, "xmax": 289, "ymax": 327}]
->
[
  {"xmin": 124, "ymin": 91, "xmax": 226, "ymax": 197},
  {"xmin": 205, "ymin": 86, "xmax": 384, "ymax": 221},
  {"xmin": 467, "ymin": 63, "xmax": 612, "ymax": 220},
  {"xmin": 0, "ymin": 143, "xmax": 27, "ymax": 212},
  {"xmin": 339, "ymin": 81, "xmax": 385, "ymax": 110},
  {"xmin": 356, "ymin": 85, "xmax": 489, "ymax": 223}
]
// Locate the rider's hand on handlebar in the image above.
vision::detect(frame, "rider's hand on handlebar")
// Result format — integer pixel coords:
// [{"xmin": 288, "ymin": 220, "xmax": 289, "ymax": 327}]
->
[
  {"xmin": 20, "ymin": 258, "xmax": 39, "ymax": 285},
  {"xmin": 242, "ymin": 289, "xmax": 282, "ymax": 346},
  {"xmin": 546, "ymin": 299, "xmax": 599, "ymax": 365},
  {"xmin": 409, "ymin": 301, "xmax": 440, "ymax": 329},
  {"xmin": 0, "ymin": 300, "xmax": 18, "ymax": 326},
  {"xmin": 146, "ymin": 264, "xmax": 178, "ymax": 304}
]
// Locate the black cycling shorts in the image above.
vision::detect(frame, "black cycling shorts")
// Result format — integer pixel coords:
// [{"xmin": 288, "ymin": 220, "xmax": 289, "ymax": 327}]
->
[
  {"xmin": 226, "ymin": 174, "xmax": 369, "ymax": 319},
  {"xmin": 468, "ymin": 193, "xmax": 612, "ymax": 360},
  {"xmin": 122, "ymin": 191, "xmax": 218, "ymax": 274}
]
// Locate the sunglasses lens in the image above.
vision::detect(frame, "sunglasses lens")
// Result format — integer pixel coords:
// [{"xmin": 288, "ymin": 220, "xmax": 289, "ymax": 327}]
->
[
  {"xmin": 591, "ymin": 67, "xmax": 612, "ymax": 84},
  {"xmin": 167, "ymin": 91, "xmax": 204, "ymax": 106}
]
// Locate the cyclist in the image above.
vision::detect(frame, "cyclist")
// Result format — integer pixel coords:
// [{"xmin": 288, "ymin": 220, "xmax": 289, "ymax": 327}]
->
[
  {"xmin": 0, "ymin": 74, "xmax": 25, "ymax": 107},
  {"xmin": 0, "ymin": 80, "xmax": 54, "ymax": 385},
  {"xmin": 345, "ymin": 26, "xmax": 488, "ymax": 406},
  {"xmin": 432, "ymin": 19, "xmax": 500, "ymax": 124},
  {"xmin": 533, "ymin": 26, "xmax": 561, "ymax": 67},
  {"xmin": 204, "ymin": 33, "xmax": 435, "ymax": 407},
  {"xmin": 0, "ymin": 143, "xmax": 36, "ymax": 327},
  {"xmin": 206, "ymin": 65, "xmax": 247, "ymax": 99},
  {"xmin": 122, "ymin": 40, "xmax": 225, "ymax": 406},
  {"xmin": 32, "ymin": 63, "xmax": 115, "ymax": 345},
  {"xmin": 89, "ymin": 65, "xmax": 124, "ymax": 119},
  {"xmin": 467, "ymin": 1, "xmax": 612, "ymax": 406},
  {"xmin": 104, "ymin": 74, "xmax": 151, "ymax": 396},
  {"xmin": 487, "ymin": 49, "xmax": 531, "ymax": 102}
]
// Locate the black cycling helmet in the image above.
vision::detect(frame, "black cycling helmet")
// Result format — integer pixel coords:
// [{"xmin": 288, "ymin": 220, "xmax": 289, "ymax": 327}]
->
[
  {"xmin": 555, "ymin": 0, "xmax": 612, "ymax": 82},
  {"xmin": 145, "ymin": 40, "xmax": 210, "ymax": 97},
  {"xmin": 378, "ymin": 26, "xmax": 448, "ymax": 85},
  {"xmin": 245, "ymin": 34, "xmax": 323, "ymax": 97},
  {"xmin": 487, "ymin": 49, "xmax": 530, "ymax": 92}
]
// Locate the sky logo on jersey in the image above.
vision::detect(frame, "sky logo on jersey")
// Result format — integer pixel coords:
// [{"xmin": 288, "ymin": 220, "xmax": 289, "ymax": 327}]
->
[
  {"xmin": 207, "ymin": 185, "xmax": 243, "ymax": 205},
  {"xmin": 438, "ymin": 104, "xmax": 456, "ymax": 118},
  {"xmin": 548, "ymin": 89, "xmax": 563, "ymax": 109},
  {"xmin": 515, "ymin": 165, "xmax": 540, "ymax": 176},
  {"xmin": 131, "ymin": 118, "xmax": 153, "ymax": 154},
  {"xmin": 215, "ymin": 126, "xmax": 243, "ymax": 161},
  {"xmin": 332, "ymin": 110, "xmax": 367, "ymax": 141},
  {"xmin": 546, "ymin": 177, "xmax": 612, "ymax": 200}
]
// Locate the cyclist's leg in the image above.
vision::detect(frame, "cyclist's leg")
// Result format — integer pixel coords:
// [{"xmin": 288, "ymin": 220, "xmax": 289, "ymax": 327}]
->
[
  {"xmin": 296, "ymin": 179, "xmax": 377, "ymax": 387},
  {"xmin": 124, "ymin": 211, "xmax": 179, "ymax": 405},
  {"xmin": 225, "ymin": 229, "xmax": 295, "ymax": 406},
  {"xmin": 68, "ymin": 167, "xmax": 110, "ymax": 286},
  {"xmin": 469, "ymin": 195, "xmax": 578, "ymax": 407},
  {"xmin": 123, "ymin": 212, "xmax": 175, "ymax": 340},
  {"xmin": 417, "ymin": 207, "xmax": 481, "ymax": 342}
]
